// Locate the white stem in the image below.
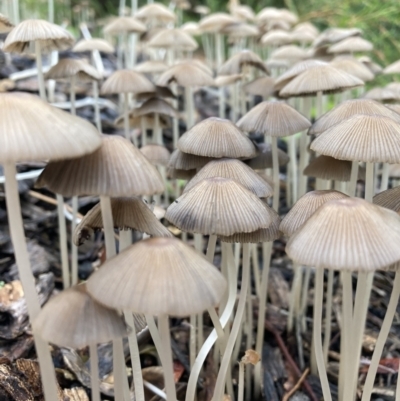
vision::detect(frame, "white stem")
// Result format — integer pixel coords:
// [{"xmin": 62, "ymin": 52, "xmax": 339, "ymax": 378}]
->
[
  {"xmin": 154, "ymin": 113, "xmax": 161, "ymax": 145},
  {"xmin": 146, "ymin": 315, "xmax": 164, "ymax": 364},
  {"xmin": 119, "ymin": 229, "xmax": 132, "ymax": 252},
  {"xmin": 251, "ymin": 244, "xmax": 261, "ymax": 297},
  {"xmin": 245, "ymin": 260, "xmax": 253, "ymax": 401},
  {"xmin": 56, "ymin": 194, "xmax": 70, "ymax": 289},
  {"xmin": 215, "ymin": 33, "xmax": 223, "ymax": 70},
  {"xmin": 185, "ymin": 86, "xmax": 194, "ymax": 129},
  {"xmin": 380, "ymin": 163, "xmax": 389, "ymax": 192},
  {"xmin": 323, "ymin": 269, "xmax": 334, "ymax": 366},
  {"xmin": 93, "ymin": 81, "xmax": 102, "ymax": 132},
  {"xmin": 90, "ymin": 343, "xmax": 101, "ymax": 401},
  {"xmin": 313, "ymin": 268, "xmax": 333, "ymax": 401},
  {"xmin": 35, "ymin": 41, "xmax": 47, "ymax": 101},
  {"xmin": 71, "ymin": 196, "xmax": 78, "ymax": 286},
  {"xmin": 123, "ymin": 93, "xmax": 131, "ymax": 142},
  {"xmin": 143, "ymin": 380, "xmax": 167, "ymax": 399},
  {"xmin": 48, "ymin": 0, "xmax": 54, "ymax": 22},
  {"xmin": 189, "ymin": 314, "xmax": 196, "ymax": 367},
  {"xmin": 365, "ymin": 162, "xmax": 374, "ymax": 202},
  {"xmin": 4, "ymin": 162, "xmax": 59, "ymax": 400},
  {"xmin": 100, "ymin": 196, "xmax": 116, "ymax": 259},
  {"xmin": 238, "ymin": 362, "xmax": 245, "ymax": 401},
  {"xmin": 271, "ymin": 136, "xmax": 280, "ymax": 212},
  {"xmin": 213, "ymin": 243, "xmax": 251, "ymax": 401},
  {"xmin": 288, "ymin": 134, "xmax": 298, "ymax": 204},
  {"xmin": 361, "ymin": 271, "xmax": 400, "ymax": 401},
  {"xmin": 206, "ymin": 234, "xmax": 217, "ymax": 263},
  {"xmin": 348, "ymin": 161, "xmax": 359, "ymax": 197},
  {"xmin": 185, "ymin": 243, "xmax": 237, "ymax": 401},
  {"xmin": 70, "ymin": 76, "xmax": 76, "ymax": 115},
  {"xmin": 300, "ymin": 266, "xmax": 312, "ymax": 333},
  {"xmin": 219, "ymin": 87, "xmax": 225, "ymax": 119},
  {"xmin": 141, "ymin": 118, "xmax": 147, "ymax": 147},
  {"xmin": 12, "ymin": 0, "xmax": 19, "ymax": 24},
  {"xmin": 288, "ymin": 265, "xmax": 302, "ymax": 333},
  {"xmin": 158, "ymin": 315, "xmax": 177, "ymax": 401},
  {"xmin": 298, "ymin": 97, "xmax": 311, "ymax": 197}
]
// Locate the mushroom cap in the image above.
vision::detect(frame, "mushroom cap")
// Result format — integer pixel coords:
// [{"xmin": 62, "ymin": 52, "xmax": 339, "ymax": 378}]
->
[
  {"xmin": 304, "ymin": 155, "xmax": 365, "ymax": 182},
  {"xmin": 286, "ymin": 197, "xmax": 400, "ymax": 270},
  {"xmin": 328, "ymin": 37, "xmax": 373, "ymax": 54},
  {"xmin": 45, "ymin": 58, "xmax": 102, "ymax": 81},
  {"xmin": 313, "ymin": 27, "xmax": 362, "ymax": 48},
  {"xmin": 243, "ymin": 76, "xmax": 275, "ymax": 98},
  {"xmin": 362, "ymin": 87, "xmax": 397, "ymax": 102},
  {"xmin": 135, "ymin": 3, "xmax": 176, "ymax": 22},
  {"xmin": 103, "ymin": 16, "xmax": 146, "ymax": 34},
  {"xmin": 0, "ymin": 92, "xmax": 101, "ymax": 163},
  {"xmin": 280, "ymin": 190, "xmax": 348, "ymax": 236},
  {"xmin": 73, "ymin": 38, "xmax": 115, "ymax": 53},
  {"xmin": 309, "ymin": 99, "xmax": 400, "ymax": 136},
  {"xmin": 166, "ymin": 177, "xmax": 273, "ymax": 236},
  {"xmin": 115, "ymin": 113, "xmax": 170, "ymax": 129},
  {"xmin": 237, "ymin": 100, "xmax": 311, "ymax": 136},
  {"xmin": 134, "ymin": 60, "xmax": 169, "ymax": 74},
  {"xmin": 35, "ymin": 135, "xmax": 164, "ymax": 197},
  {"xmin": 219, "ymin": 50, "xmax": 268, "ymax": 75},
  {"xmin": 330, "ymin": 58, "xmax": 374, "ymax": 82},
  {"xmin": 157, "ymin": 62, "xmax": 214, "ymax": 87},
  {"xmin": 181, "ymin": 22, "xmax": 202, "ymax": 36},
  {"xmin": 0, "ymin": 13, "xmax": 14, "ymax": 33},
  {"xmin": 32, "ymin": 284, "xmax": 129, "ymax": 348},
  {"xmin": 134, "ymin": 97, "xmax": 178, "ymax": 118},
  {"xmin": 101, "ymin": 70, "xmax": 155, "ymax": 95},
  {"xmin": 183, "ymin": 158, "xmax": 274, "ymax": 198},
  {"xmin": 270, "ymin": 45, "xmax": 308, "ymax": 64},
  {"xmin": 223, "ymin": 23, "xmax": 259, "ymax": 38},
  {"xmin": 178, "ymin": 117, "xmax": 257, "ymax": 158},
  {"xmin": 311, "ymin": 114, "xmax": 400, "ymax": 163},
  {"xmin": 279, "ymin": 64, "xmax": 364, "ymax": 97},
  {"xmin": 383, "ymin": 60, "xmax": 400, "ymax": 75},
  {"xmin": 245, "ymin": 143, "xmax": 289, "ymax": 170},
  {"xmin": 199, "ymin": 13, "xmax": 238, "ymax": 33},
  {"xmin": 140, "ymin": 144, "xmax": 171, "ymax": 166},
  {"xmin": 73, "ymin": 197, "xmax": 172, "ymax": 246},
  {"xmin": 147, "ymin": 28, "xmax": 198, "ymax": 51},
  {"xmin": 167, "ymin": 167, "xmax": 197, "ymax": 180},
  {"xmin": 87, "ymin": 237, "xmax": 226, "ymax": 316},
  {"xmin": 373, "ymin": 186, "xmax": 400, "ymax": 214},
  {"xmin": 261, "ymin": 29, "xmax": 292, "ymax": 46},
  {"xmin": 4, "ymin": 19, "xmax": 74, "ymax": 53},
  {"xmin": 168, "ymin": 149, "xmax": 213, "ymax": 171},
  {"xmin": 215, "ymin": 74, "xmax": 243, "ymax": 87}
]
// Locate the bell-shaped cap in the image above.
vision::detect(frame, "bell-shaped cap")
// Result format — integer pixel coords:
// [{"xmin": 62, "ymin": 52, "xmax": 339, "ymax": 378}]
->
[
  {"xmin": 140, "ymin": 144, "xmax": 171, "ymax": 166},
  {"xmin": 181, "ymin": 22, "xmax": 202, "ymax": 36},
  {"xmin": 328, "ymin": 37, "xmax": 373, "ymax": 54},
  {"xmin": 279, "ymin": 64, "xmax": 364, "ymax": 97},
  {"xmin": 244, "ymin": 76, "xmax": 275, "ymax": 98},
  {"xmin": 134, "ymin": 60, "xmax": 169, "ymax": 74},
  {"xmin": 183, "ymin": 158, "xmax": 273, "ymax": 198},
  {"xmin": 313, "ymin": 27, "xmax": 362, "ymax": 48},
  {"xmin": 36, "ymin": 135, "xmax": 164, "ymax": 197},
  {"xmin": 330, "ymin": 57, "xmax": 374, "ymax": 82},
  {"xmin": 383, "ymin": 60, "xmax": 400, "ymax": 75},
  {"xmin": 147, "ymin": 28, "xmax": 198, "ymax": 51},
  {"xmin": 280, "ymin": 190, "xmax": 348, "ymax": 236},
  {"xmin": 73, "ymin": 38, "xmax": 115, "ymax": 54},
  {"xmin": 215, "ymin": 74, "xmax": 242, "ymax": 87},
  {"xmin": 373, "ymin": 186, "xmax": 400, "ymax": 214},
  {"xmin": 219, "ymin": 50, "xmax": 268, "ymax": 75},
  {"xmin": 101, "ymin": 70, "xmax": 154, "ymax": 95},
  {"xmin": 304, "ymin": 155, "xmax": 365, "ymax": 182},
  {"xmin": 237, "ymin": 100, "xmax": 311, "ymax": 136},
  {"xmin": 168, "ymin": 149, "xmax": 212, "ymax": 171},
  {"xmin": 157, "ymin": 62, "xmax": 214, "ymax": 87},
  {"xmin": 4, "ymin": 19, "xmax": 74, "ymax": 53},
  {"xmin": 166, "ymin": 177, "xmax": 273, "ymax": 236},
  {"xmin": 134, "ymin": 97, "xmax": 178, "ymax": 118},
  {"xmin": 311, "ymin": 114, "xmax": 400, "ymax": 163},
  {"xmin": 87, "ymin": 237, "xmax": 226, "ymax": 316},
  {"xmin": 0, "ymin": 13, "xmax": 14, "ymax": 33},
  {"xmin": 261, "ymin": 29, "xmax": 292, "ymax": 46},
  {"xmin": 73, "ymin": 197, "xmax": 172, "ymax": 245},
  {"xmin": 309, "ymin": 99, "xmax": 400, "ymax": 136},
  {"xmin": 223, "ymin": 23, "xmax": 259, "ymax": 39},
  {"xmin": 178, "ymin": 117, "xmax": 257, "ymax": 158},
  {"xmin": 363, "ymin": 87, "xmax": 397, "ymax": 102},
  {"xmin": 135, "ymin": 3, "xmax": 176, "ymax": 22},
  {"xmin": 104, "ymin": 16, "xmax": 146, "ymax": 34},
  {"xmin": 0, "ymin": 92, "xmax": 101, "ymax": 164},
  {"xmin": 245, "ymin": 143, "xmax": 289, "ymax": 170},
  {"xmin": 220, "ymin": 206, "xmax": 281, "ymax": 243},
  {"xmin": 32, "ymin": 284, "xmax": 129, "ymax": 348},
  {"xmin": 45, "ymin": 58, "xmax": 102, "ymax": 81},
  {"xmin": 199, "ymin": 13, "xmax": 237, "ymax": 33},
  {"xmin": 286, "ymin": 197, "xmax": 400, "ymax": 270},
  {"xmin": 270, "ymin": 45, "xmax": 308, "ymax": 64}
]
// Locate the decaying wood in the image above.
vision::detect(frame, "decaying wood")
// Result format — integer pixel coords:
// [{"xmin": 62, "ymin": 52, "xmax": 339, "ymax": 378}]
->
[
  {"xmin": 63, "ymin": 387, "xmax": 90, "ymax": 401},
  {"xmin": 0, "ymin": 334, "xmax": 34, "ymax": 361}
]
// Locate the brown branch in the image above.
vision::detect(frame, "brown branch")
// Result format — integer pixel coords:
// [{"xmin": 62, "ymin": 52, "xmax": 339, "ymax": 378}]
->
[{"xmin": 282, "ymin": 368, "xmax": 310, "ymax": 401}]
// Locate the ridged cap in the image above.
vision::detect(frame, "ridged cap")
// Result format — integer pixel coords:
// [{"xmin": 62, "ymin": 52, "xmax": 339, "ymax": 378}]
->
[
  {"xmin": 311, "ymin": 114, "xmax": 400, "ymax": 163},
  {"xmin": 383, "ymin": 60, "xmax": 400, "ymax": 75},
  {"xmin": 134, "ymin": 97, "xmax": 178, "ymax": 118},
  {"xmin": 134, "ymin": 60, "xmax": 169, "ymax": 74},
  {"xmin": 280, "ymin": 190, "xmax": 348, "ymax": 236},
  {"xmin": 199, "ymin": 13, "xmax": 237, "ymax": 33},
  {"xmin": 245, "ymin": 143, "xmax": 289, "ymax": 170},
  {"xmin": 32, "ymin": 284, "xmax": 129, "ymax": 348},
  {"xmin": 4, "ymin": 19, "xmax": 74, "ymax": 53},
  {"xmin": 73, "ymin": 197, "xmax": 172, "ymax": 245},
  {"xmin": 309, "ymin": 99, "xmax": 400, "ymax": 136},
  {"xmin": 103, "ymin": 16, "xmax": 146, "ymax": 34},
  {"xmin": 101, "ymin": 70, "xmax": 154, "ymax": 95},
  {"xmin": 219, "ymin": 50, "xmax": 268, "ymax": 75},
  {"xmin": 363, "ymin": 87, "xmax": 397, "ymax": 102},
  {"xmin": 36, "ymin": 135, "xmax": 164, "ymax": 197},
  {"xmin": 0, "ymin": 92, "xmax": 101, "ymax": 163},
  {"xmin": 157, "ymin": 63, "xmax": 214, "ymax": 87},
  {"xmin": 178, "ymin": 117, "xmax": 257, "ymax": 158},
  {"xmin": 328, "ymin": 37, "xmax": 373, "ymax": 54},
  {"xmin": 286, "ymin": 197, "xmax": 400, "ymax": 270},
  {"xmin": 135, "ymin": 3, "xmax": 176, "ymax": 22},
  {"xmin": 330, "ymin": 58, "xmax": 374, "ymax": 82},
  {"xmin": 313, "ymin": 28, "xmax": 361, "ymax": 47},
  {"xmin": 279, "ymin": 64, "xmax": 364, "ymax": 97},
  {"xmin": 140, "ymin": 144, "xmax": 171, "ymax": 167},
  {"xmin": 165, "ymin": 177, "xmax": 273, "ymax": 236},
  {"xmin": 237, "ymin": 101, "xmax": 311, "ymax": 136},
  {"xmin": 73, "ymin": 38, "xmax": 114, "ymax": 53},
  {"xmin": 261, "ymin": 29, "xmax": 292, "ymax": 46},
  {"xmin": 0, "ymin": 13, "xmax": 14, "ymax": 33},
  {"xmin": 373, "ymin": 186, "xmax": 400, "ymax": 213},
  {"xmin": 87, "ymin": 237, "xmax": 226, "ymax": 316},
  {"xmin": 270, "ymin": 45, "xmax": 308, "ymax": 64},
  {"xmin": 45, "ymin": 58, "xmax": 102, "ymax": 81},
  {"xmin": 168, "ymin": 149, "xmax": 212, "ymax": 170},
  {"xmin": 147, "ymin": 28, "xmax": 198, "ymax": 51},
  {"xmin": 183, "ymin": 158, "xmax": 274, "ymax": 198},
  {"xmin": 244, "ymin": 77, "xmax": 275, "ymax": 98}
]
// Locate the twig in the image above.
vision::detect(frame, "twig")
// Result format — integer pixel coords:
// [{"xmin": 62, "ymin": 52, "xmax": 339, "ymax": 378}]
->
[
  {"xmin": 282, "ymin": 368, "xmax": 310, "ymax": 401},
  {"xmin": 264, "ymin": 320, "xmax": 318, "ymax": 401}
]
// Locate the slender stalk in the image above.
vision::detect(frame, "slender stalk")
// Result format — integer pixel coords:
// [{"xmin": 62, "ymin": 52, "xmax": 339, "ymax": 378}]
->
[
  {"xmin": 93, "ymin": 81, "xmax": 102, "ymax": 132},
  {"xmin": 70, "ymin": 75, "xmax": 76, "ymax": 116},
  {"xmin": 348, "ymin": 161, "xmax": 359, "ymax": 196},
  {"xmin": 300, "ymin": 267, "xmax": 312, "ymax": 332},
  {"xmin": 271, "ymin": 136, "xmax": 280, "ymax": 212},
  {"xmin": 4, "ymin": 162, "xmax": 59, "ymax": 401},
  {"xmin": 365, "ymin": 162, "xmax": 374, "ymax": 202},
  {"xmin": 185, "ymin": 86, "xmax": 194, "ymax": 129},
  {"xmin": 35, "ymin": 42, "xmax": 46, "ymax": 101},
  {"xmin": 189, "ymin": 314, "xmax": 196, "ymax": 367},
  {"xmin": 119, "ymin": 229, "xmax": 131, "ymax": 252},
  {"xmin": 13, "ymin": 0, "xmax": 19, "ymax": 24},
  {"xmin": 90, "ymin": 343, "xmax": 101, "ymax": 401},
  {"xmin": 154, "ymin": 113, "xmax": 161, "ymax": 145},
  {"xmin": 323, "ymin": 269, "xmax": 334, "ymax": 366},
  {"xmin": 380, "ymin": 163, "xmax": 389, "ymax": 192},
  {"xmin": 251, "ymin": 244, "xmax": 261, "ymax": 297},
  {"xmin": 361, "ymin": 271, "xmax": 400, "ymax": 401},
  {"xmin": 219, "ymin": 87, "xmax": 225, "ymax": 119},
  {"xmin": 213, "ymin": 243, "xmax": 251, "ymax": 401},
  {"xmin": 71, "ymin": 196, "xmax": 79, "ymax": 286},
  {"xmin": 158, "ymin": 315, "xmax": 177, "ymax": 401},
  {"xmin": 48, "ymin": 0, "xmax": 54, "ymax": 22},
  {"xmin": 123, "ymin": 93, "xmax": 131, "ymax": 143},
  {"xmin": 288, "ymin": 265, "xmax": 302, "ymax": 333},
  {"xmin": 146, "ymin": 315, "xmax": 163, "ymax": 364},
  {"xmin": 55, "ymin": 194, "xmax": 70, "ymax": 289},
  {"xmin": 298, "ymin": 97, "xmax": 311, "ymax": 197},
  {"xmin": 245, "ymin": 259, "xmax": 253, "ymax": 401},
  {"xmin": 238, "ymin": 362, "xmax": 245, "ymax": 401},
  {"xmin": 313, "ymin": 268, "xmax": 332, "ymax": 401},
  {"xmin": 140, "ymin": 118, "xmax": 147, "ymax": 147},
  {"xmin": 288, "ymin": 134, "xmax": 298, "ymax": 204},
  {"xmin": 206, "ymin": 234, "xmax": 217, "ymax": 263}
]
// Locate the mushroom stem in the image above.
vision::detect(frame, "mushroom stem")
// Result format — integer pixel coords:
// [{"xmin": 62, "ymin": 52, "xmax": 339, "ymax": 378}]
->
[
  {"xmin": 154, "ymin": 112, "xmax": 161, "ymax": 145},
  {"xmin": 313, "ymin": 268, "xmax": 333, "ymax": 401},
  {"xmin": 213, "ymin": 243, "xmax": 251, "ymax": 401},
  {"xmin": 206, "ymin": 234, "xmax": 217, "ymax": 263},
  {"xmin": 288, "ymin": 134, "xmax": 298, "ymax": 204},
  {"xmin": 361, "ymin": 271, "xmax": 400, "ymax": 401},
  {"xmin": 298, "ymin": 97, "xmax": 312, "ymax": 197},
  {"xmin": 119, "ymin": 229, "xmax": 132, "ymax": 251},
  {"xmin": 146, "ymin": 315, "xmax": 164, "ymax": 362},
  {"xmin": 56, "ymin": 194, "xmax": 70, "ymax": 289},
  {"xmin": 238, "ymin": 361, "xmax": 245, "ymax": 401},
  {"xmin": 380, "ymin": 163, "xmax": 389, "ymax": 191},
  {"xmin": 35, "ymin": 41, "xmax": 47, "ymax": 101},
  {"xmin": 90, "ymin": 343, "xmax": 101, "ymax": 401},
  {"xmin": 348, "ymin": 161, "xmax": 359, "ymax": 196},
  {"xmin": 271, "ymin": 136, "xmax": 280, "ymax": 212},
  {"xmin": 365, "ymin": 162, "xmax": 374, "ymax": 202},
  {"xmin": 158, "ymin": 315, "xmax": 178, "ymax": 401},
  {"xmin": 71, "ymin": 195, "xmax": 79, "ymax": 286},
  {"xmin": 140, "ymin": 117, "xmax": 147, "ymax": 147},
  {"xmin": 245, "ymin": 263, "xmax": 253, "ymax": 401},
  {"xmin": 185, "ymin": 86, "xmax": 194, "ymax": 129},
  {"xmin": 93, "ymin": 80, "xmax": 102, "ymax": 132},
  {"xmin": 288, "ymin": 265, "xmax": 302, "ymax": 333},
  {"xmin": 123, "ymin": 93, "xmax": 131, "ymax": 143},
  {"xmin": 3, "ymin": 162, "xmax": 59, "ymax": 400},
  {"xmin": 219, "ymin": 87, "xmax": 225, "ymax": 119},
  {"xmin": 323, "ymin": 269, "xmax": 334, "ymax": 366},
  {"xmin": 70, "ymin": 75, "xmax": 76, "ymax": 116},
  {"xmin": 185, "ymin": 242, "xmax": 237, "ymax": 401}
]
